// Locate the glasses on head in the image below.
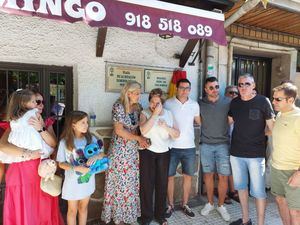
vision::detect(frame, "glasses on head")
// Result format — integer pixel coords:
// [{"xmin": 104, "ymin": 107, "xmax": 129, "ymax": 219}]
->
[
  {"xmin": 273, "ymin": 97, "xmax": 288, "ymax": 102},
  {"xmin": 208, "ymin": 85, "xmax": 219, "ymax": 91},
  {"xmin": 36, "ymin": 100, "xmax": 45, "ymax": 105},
  {"xmin": 228, "ymin": 91, "xmax": 238, "ymax": 95},
  {"xmin": 178, "ymin": 86, "xmax": 191, "ymax": 91},
  {"xmin": 238, "ymin": 82, "xmax": 252, "ymax": 88}
]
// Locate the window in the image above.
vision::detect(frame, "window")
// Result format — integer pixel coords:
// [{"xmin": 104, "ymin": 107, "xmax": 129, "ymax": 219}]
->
[{"xmin": 0, "ymin": 62, "xmax": 73, "ymax": 136}]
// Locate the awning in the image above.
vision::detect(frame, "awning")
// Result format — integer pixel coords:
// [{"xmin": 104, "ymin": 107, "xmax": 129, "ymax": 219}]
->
[{"xmin": 0, "ymin": 0, "xmax": 227, "ymax": 45}]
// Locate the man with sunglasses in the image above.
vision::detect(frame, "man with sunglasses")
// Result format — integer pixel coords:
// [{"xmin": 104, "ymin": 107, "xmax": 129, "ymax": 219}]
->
[
  {"xmin": 199, "ymin": 77, "xmax": 231, "ymax": 221},
  {"xmin": 164, "ymin": 78, "xmax": 200, "ymax": 218},
  {"xmin": 271, "ymin": 83, "xmax": 300, "ymax": 225},
  {"xmin": 228, "ymin": 74, "xmax": 274, "ymax": 225},
  {"xmin": 225, "ymin": 85, "xmax": 239, "ymax": 99}
]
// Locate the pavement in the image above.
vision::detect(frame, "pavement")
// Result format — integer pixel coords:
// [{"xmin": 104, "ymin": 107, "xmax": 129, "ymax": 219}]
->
[
  {"xmin": 1, "ymin": 184, "xmax": 283, "ymax": 225},
  {"xmin": 87, "ymin": 191, "xmax": 282, "ymax": 225}
]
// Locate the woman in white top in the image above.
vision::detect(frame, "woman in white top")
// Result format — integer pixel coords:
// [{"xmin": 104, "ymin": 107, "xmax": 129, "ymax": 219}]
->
[{"xmin": 139, "ymin": 88, "xmax": 179, "ymax": 225}]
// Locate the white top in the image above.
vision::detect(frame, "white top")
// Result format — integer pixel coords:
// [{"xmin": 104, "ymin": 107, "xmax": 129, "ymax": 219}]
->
[
  {"xmin": 56, "ymin": 136, "xmax": 97, "ymax": 200},
  {"xmin": 164, "ymin": 97, "xmax": 200, "ymax": 149},
  {"xmin": 0, "ymin": 109, "xmax": 53, "ymax": 163},
  {"xmin": 141, "ymin": 108, "xmax": 174, "ymax": 153}
]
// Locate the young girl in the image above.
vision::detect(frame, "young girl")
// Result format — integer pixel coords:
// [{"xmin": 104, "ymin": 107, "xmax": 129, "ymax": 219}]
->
[
  {"xmin": 0, "ymin": 89, "xmax": 53, "ymax": 163},
  {"xmin": 57, "ymin": 110, "xmax": 102, "ymax": 225}
]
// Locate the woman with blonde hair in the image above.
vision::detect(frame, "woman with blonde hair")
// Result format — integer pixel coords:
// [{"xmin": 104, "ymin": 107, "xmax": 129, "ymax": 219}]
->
[{"xmin": 101, "ymin": 81, "xmax": 149, "ymax": 225}]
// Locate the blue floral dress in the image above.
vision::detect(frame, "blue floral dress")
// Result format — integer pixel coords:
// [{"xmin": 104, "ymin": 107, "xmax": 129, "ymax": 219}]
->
[{"xmin": 101, "ymin": 101, "xmax": 141, "ymax": 224}]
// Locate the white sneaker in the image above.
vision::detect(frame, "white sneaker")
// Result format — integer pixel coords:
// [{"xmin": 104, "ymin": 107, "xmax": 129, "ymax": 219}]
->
[
  {"xmin": 216, "ymin": 205, "xmax": 231, "ymax": 222},
  {"xmin": 200, "ymin": 202, "xmax": 214, "ymax": 216}
]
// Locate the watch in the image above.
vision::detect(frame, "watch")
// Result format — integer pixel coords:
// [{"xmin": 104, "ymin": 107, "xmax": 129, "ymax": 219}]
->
[{"xmin": 38, "ymin": 127, "xmax": 46, "ymax": 133}]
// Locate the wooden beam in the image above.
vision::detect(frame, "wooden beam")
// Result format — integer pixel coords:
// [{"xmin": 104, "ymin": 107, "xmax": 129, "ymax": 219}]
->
[
  {"xmin": 179, "ymin": 39, "xmax": 198, "ymax": 68},
  {"xmin": 96, "ymin": 27, "xmax": 107, "ymax": 57}
]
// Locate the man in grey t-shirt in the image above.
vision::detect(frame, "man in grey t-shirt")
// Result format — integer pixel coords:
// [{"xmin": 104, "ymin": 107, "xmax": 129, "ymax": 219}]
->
[{"xmin": 199, "ymin": 77, "xmax": 231, "ymax": 222}]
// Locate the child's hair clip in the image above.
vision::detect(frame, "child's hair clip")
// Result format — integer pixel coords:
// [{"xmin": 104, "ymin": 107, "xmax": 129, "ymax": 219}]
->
[{"xmin": 16, "ymin": 88, "xmax": 23, "ymax": 92}]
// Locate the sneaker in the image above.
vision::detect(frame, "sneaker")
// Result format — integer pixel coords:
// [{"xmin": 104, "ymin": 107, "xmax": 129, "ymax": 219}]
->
[
  {"xmin": 229, "ymin": 218, "xmax": 252, "ymax": 225},
  {"xmin": 182, "ymin": 205, "xmax": 195, "ymax": 217},
  {"xmin": 165, "ymin": 205, "xmax": 174, "ymax": 218},
  {"xmin": 216, "ymin": 205, "xmax": 231, "ymax": 221},
  {"xmin": 200, "ymin": 202, "xmax": 215, "ymax": 216}
]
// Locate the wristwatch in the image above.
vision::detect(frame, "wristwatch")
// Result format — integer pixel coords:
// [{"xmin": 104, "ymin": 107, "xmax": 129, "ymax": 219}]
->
[{"xmin": 38, "ymin": 127, "xmax": 46, "ymax": 133}]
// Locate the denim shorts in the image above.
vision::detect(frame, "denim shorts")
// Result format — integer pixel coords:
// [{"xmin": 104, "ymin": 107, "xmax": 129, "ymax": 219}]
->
[
  {"xmin": 200, "ymin": 143, "xmax": 231, "ymax": 176},
  {"xmin": 168, "ymin": 148, "xmax": 196, "ymax": 176},
  {"xmin": 230, "ymin": 156, "xmax": 266, "ymax": 199}
]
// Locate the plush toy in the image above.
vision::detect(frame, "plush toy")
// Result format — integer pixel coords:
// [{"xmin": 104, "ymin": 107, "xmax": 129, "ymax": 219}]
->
[
  {"xmin": 38, "ymin": 159, "xmax": 57, "ymax": 181},
  {"xmin": 78, "ymin": 139, "xmax": 110, "ymax": 184}
]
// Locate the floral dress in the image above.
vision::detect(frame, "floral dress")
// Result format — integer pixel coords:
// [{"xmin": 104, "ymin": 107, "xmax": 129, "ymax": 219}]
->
[{"xmin": 101, "ymin": 101, "xmax": 141, "ymax": 224}]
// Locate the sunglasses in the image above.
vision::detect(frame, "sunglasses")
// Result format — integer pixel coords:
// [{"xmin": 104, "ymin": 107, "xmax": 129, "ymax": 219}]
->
[
  {"xmin": 238, "ymin": 82, "xmax": 252, "ymax": 88},
  {"xmin": 208, "ymin": 85, "xmax": 219, "ymax": 91},
  {"xmin": 229, "ymin": 91, "xmax": 238, "ymax": 95},
  {"xmin": 273, "ymin": 97, "xmax": 288, "ymax": 102},
  {"xmin": 36, "ymin": 100, "xmax": 45, "ymax": 105}
]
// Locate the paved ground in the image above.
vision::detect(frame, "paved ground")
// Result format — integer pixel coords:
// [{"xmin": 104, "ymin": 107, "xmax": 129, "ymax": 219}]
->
[
  {"xmin": 87, "ymin": 191, "xmax": 282, "ymax": 225},
  {"xmin": 1, "ymin": 184, "xmax": 283, "ymax": 225},
  {"xmin": 152, "ymin": 192, "xmax": 282, "ymax": 225}
]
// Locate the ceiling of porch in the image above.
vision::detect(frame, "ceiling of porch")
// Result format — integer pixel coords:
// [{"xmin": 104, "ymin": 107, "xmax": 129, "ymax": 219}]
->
[{"xmin": 225, "ymin": 0, "xmax": 300, "ymax": 37}]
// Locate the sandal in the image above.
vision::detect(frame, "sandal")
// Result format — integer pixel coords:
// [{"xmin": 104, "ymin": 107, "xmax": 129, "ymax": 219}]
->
[
  {"xmin": 224, "ymin": 195, "xmax": 232, "ymax": 204},
  {"xmin": 229, "ymin": 191, "xmax": 240, "ymax": 203}
]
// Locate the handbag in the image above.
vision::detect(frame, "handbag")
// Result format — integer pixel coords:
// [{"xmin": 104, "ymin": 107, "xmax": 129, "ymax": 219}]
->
[{"xmin": 40, "ymin": 174, "xmax": 62, "ymax": 197}]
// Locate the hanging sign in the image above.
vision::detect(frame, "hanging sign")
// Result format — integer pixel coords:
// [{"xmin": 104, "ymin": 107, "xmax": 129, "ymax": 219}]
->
[{"xmin": 0, "ymin": 0, "xmax": 227, "ymax": 45}]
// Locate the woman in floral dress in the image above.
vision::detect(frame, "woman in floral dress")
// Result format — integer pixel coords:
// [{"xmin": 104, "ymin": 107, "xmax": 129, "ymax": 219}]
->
[{"xmin": 101, "ymin": 81, "xmax": 149, "ymax": 225}]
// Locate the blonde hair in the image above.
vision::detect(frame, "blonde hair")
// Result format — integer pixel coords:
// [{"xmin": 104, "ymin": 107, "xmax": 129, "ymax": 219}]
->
[
  {"xmin": 119, "ymin": 81, "xmax": 142, "ymax": 114},
  {"xmin": 7, "ymin": 89, "xmax": 35, "ymax": 121},
  {"xmin": 60, "ymin": 111, "xmax": 92, "ymax": 151}
]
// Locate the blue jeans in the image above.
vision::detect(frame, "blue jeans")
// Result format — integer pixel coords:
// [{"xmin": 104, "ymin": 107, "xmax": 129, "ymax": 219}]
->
[
  {"xmin": 200, "ymin": 143, "xmax": 231, "ymax": 176},
  {"xmin": 168, "ymin": 148, "xmax": 196, "ymax": 176},
  {"xmin": 230, "ymin": 156, "xmax": 266, "ymax": 199}
]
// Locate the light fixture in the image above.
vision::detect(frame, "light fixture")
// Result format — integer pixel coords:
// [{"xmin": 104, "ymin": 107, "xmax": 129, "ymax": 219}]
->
[{"xmin": 159, "ymin": 34, "xmax": 174, "ymax": 39}]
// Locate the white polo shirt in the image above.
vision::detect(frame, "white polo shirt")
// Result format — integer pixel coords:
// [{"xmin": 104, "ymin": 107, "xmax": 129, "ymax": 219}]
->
[{"xmin": 164, "ymin": 97, "xmax": 200, "ymax": 149}]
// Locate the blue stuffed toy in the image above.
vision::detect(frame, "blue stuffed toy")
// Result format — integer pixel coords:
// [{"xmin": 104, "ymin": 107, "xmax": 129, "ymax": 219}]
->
[{"xmin": 78, "ymin": 139, "xmax": 110, "ymax": 184}]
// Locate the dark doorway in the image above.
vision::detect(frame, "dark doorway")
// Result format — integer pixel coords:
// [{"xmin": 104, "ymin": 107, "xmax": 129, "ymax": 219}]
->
[
  {"xmin": 232, "ymin": 55, "xmax": 272, "ymax": 97},
  {"xmin": 0, "ymin": 62, "xmax": 73, "ymax": 137}
]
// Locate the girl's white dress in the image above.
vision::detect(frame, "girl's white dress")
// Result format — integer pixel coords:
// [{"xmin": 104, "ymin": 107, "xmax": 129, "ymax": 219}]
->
[
  {"xmin": 0, "ymin": 109, "xmax": 53, "ymax": 163},
  {"xmin": 56, "ymin": 137, "xmax": 96, "ymax": 200}
]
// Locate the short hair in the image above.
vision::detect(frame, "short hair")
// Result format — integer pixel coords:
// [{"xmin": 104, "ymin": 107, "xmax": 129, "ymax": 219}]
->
[
  {"xmin": 280, "ymin": 79, "xmax": 295, "ymax": 85},
  {"xmin": 225, "ymin": 85, "xmax": 237, "ymax": 94},
  {"xmin": 273, "ymin": 83, "xmax": 298, "ymax": 100},
  {"xmin": 148, "ymin": 88, "xmax": 166, "ymax": 104},
  {"xmin": 238, "ymin": 73, "xmax": 255, "ymax": 83},
  {"xmin": 176, "ymin": 78, "xmax": 191, "ymax": 88},
  {"xmin": 205, "ymin": 77, "xmax": 218, "ymax": 85}
]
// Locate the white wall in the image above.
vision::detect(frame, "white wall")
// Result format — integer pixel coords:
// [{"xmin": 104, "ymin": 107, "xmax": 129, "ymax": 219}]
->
[{"xmin": 0, "ymin": 12, "xmax": 200, "ymax": 125}]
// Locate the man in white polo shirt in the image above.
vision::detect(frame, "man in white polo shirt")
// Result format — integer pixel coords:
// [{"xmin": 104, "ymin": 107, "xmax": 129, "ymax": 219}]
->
[{"xmin": 164, "ymin": 78, "xmax": 200, "ymax": 218}]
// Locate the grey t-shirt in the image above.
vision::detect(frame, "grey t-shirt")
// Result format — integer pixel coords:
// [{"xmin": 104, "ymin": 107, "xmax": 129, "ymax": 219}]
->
[{"xmin": 200, "ymin": 96, "xmax": 231, "ymax": 144}]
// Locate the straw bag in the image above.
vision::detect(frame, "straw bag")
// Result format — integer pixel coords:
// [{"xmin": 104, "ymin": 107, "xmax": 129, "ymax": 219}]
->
[{"xmin": 40, "ymin": 175, "xmax": 62, "ymax": 197}]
